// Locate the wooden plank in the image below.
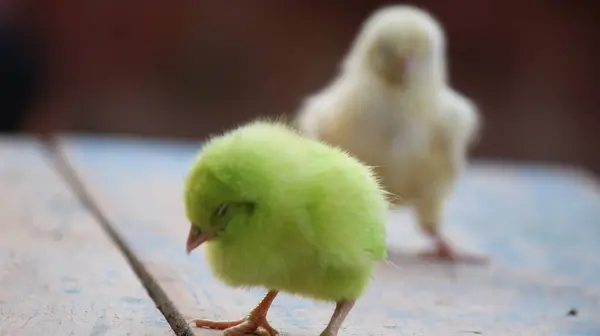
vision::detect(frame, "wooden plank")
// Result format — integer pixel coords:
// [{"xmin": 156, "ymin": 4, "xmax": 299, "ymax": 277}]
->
[
  {"xmin": 57, "ymin": 134, "xmax": 600, "ymax": 336},
  {"xmin": 0, "ymin": 137, "xmax": 173, "ymax": 336}
]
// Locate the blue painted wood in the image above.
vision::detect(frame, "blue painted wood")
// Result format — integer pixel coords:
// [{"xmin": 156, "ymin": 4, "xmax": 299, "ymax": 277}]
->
[
  {"xmin": 0, "ymin": 138, "xmax": 173, "ymax": 336},
  {"xmin": 59, "ymin": 134, "xmax": 600, "ymax": 336}
]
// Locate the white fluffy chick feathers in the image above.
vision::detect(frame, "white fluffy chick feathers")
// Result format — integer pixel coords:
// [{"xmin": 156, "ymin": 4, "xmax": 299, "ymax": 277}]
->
[{"xmin": 296, "ymin": 5, "xmax": 483, "ymax": 261}]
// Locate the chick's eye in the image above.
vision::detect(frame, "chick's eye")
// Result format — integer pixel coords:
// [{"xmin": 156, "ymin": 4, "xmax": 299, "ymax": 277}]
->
[
  {"xmin": 191, "ymin": 226, "xmax": 201, "ymax": 235},
  {"xmin": 215, "ymin": 204, "xmax": 229, "ymax": 217}
]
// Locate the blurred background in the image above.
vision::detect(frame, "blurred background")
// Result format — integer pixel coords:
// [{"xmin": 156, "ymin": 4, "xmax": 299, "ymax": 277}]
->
[{"xmin": 1, "ymin": 1, "xmax": 599, "ymax": 173}]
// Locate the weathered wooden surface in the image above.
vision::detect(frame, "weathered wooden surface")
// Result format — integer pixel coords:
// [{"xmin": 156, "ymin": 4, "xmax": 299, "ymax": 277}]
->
[
  {"xmin": 57, "ymin": 135, "xmax": 600, "ymax": 336},
  {"xmin": 0, "ymin": 137, "xmax": 173, "ymax": 336}
]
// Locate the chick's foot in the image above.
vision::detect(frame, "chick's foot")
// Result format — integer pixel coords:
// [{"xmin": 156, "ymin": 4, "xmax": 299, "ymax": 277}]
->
[
  {"xmin": 419, "ymin": 239, "xmax": 488, "ymax": 264},
  {"xmin": 192, "ymin": 316, "xmax": 278, "ymax": 336},
  {"xmin": 191, "ymin": 290, "xmax": 280, "ymax": 336}
]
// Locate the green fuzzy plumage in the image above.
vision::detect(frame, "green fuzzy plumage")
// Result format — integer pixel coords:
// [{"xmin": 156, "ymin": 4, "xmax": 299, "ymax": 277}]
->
[{"xmin": 184, "ymin": 120, "xmax": 388, "ymax": 302}]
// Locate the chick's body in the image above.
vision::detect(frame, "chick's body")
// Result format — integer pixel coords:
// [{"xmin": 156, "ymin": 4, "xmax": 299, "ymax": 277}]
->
[
  {"xmin": 184, "ymin": 121, "xmax": 388, "ymax": 335},
  {"xmin": 301, "ymin": 78, "xmax": 476, "ymax": 207},
  {"xmin": 296, "ymin": 5, "xmax": 484, "ymax": 263}
]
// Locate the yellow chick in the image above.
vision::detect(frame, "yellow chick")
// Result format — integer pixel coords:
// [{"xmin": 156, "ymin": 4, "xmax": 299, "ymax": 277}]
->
[{"xmin": 295, "ymin": 5, "xmax": 486, "ymax": 263}]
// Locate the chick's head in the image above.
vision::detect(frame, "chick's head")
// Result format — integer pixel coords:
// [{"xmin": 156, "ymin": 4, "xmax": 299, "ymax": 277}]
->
[
  {"xmin": 184, "ymin": 135, "xmax": 263, "ymax": 254},
  {"xmin": 345, "ymin": 5, "xmax": 446, "ymax": 85}
]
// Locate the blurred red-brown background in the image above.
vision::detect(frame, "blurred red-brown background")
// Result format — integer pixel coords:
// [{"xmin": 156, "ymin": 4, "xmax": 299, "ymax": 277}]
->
[{"xmin": 4, "ymin": 1, "xmax": 600, "ymax": 172}]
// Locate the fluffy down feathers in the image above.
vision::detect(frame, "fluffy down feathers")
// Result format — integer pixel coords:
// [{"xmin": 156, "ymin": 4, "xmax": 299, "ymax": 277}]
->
[
  {"xmin": 184, "ymin": 120, "xmax": 388, "ymax": 301},
  {"xmin": 296, "ymin": 4, "xmax": 480, "ymax": 204},
  {"xmin": 295, "ymin": 5, "xmax": 483, "ymax": 262}
]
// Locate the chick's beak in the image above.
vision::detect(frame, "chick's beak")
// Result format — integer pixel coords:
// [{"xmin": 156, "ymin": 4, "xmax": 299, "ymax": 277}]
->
[
  {"xmin": 186, "ymin": 225, "xmax": 215, "ymax": 255},
  {"xmin": 396, "ymin": 52, "xmax": 414, "ymax": 75},
  {"xmin": 405, "ymin": 56, "xmax": 418, "ymax": 76}
]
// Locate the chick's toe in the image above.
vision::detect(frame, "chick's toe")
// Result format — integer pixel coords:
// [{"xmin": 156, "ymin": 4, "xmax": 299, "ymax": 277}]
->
[
  {"xmin": 191, "ymin": 290, "xmax": 280, "ymax": 335},
  {"xmin": 192, "ymin": 315, "xmax": 279, "ymax": 336},
  {"xmin": 419, "ymin": 240, "xmax": 488, "ymax": 264}
]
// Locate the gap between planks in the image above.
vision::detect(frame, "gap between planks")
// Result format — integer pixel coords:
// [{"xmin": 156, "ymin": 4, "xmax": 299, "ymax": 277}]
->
[{"xmin": 40, "ymin": 135, "xmax": 196, "ymax": 336}]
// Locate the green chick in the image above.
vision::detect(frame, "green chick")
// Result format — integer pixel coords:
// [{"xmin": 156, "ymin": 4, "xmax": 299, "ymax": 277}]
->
[{"xmin": 184, "ymin": 119, "xmax": 388, "ymax": 336}]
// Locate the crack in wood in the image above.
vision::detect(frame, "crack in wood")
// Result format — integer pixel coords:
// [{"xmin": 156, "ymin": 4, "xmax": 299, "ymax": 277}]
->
[{"xmin": 40, "ymin": 135, "xmax": 194, "ymax": 336}]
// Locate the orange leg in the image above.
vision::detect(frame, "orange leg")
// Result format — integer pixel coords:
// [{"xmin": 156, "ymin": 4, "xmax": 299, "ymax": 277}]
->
[
  {"xmin": 319, "ymin": 300, "xmax": 355, "ymax": 336},
  {"xmin": 191, "ymin": 290, "xmax": 280, "ymax": 336},
  {"xmin": 414, "ymin": 196, "xmax": 489, "ymax": 265}
]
